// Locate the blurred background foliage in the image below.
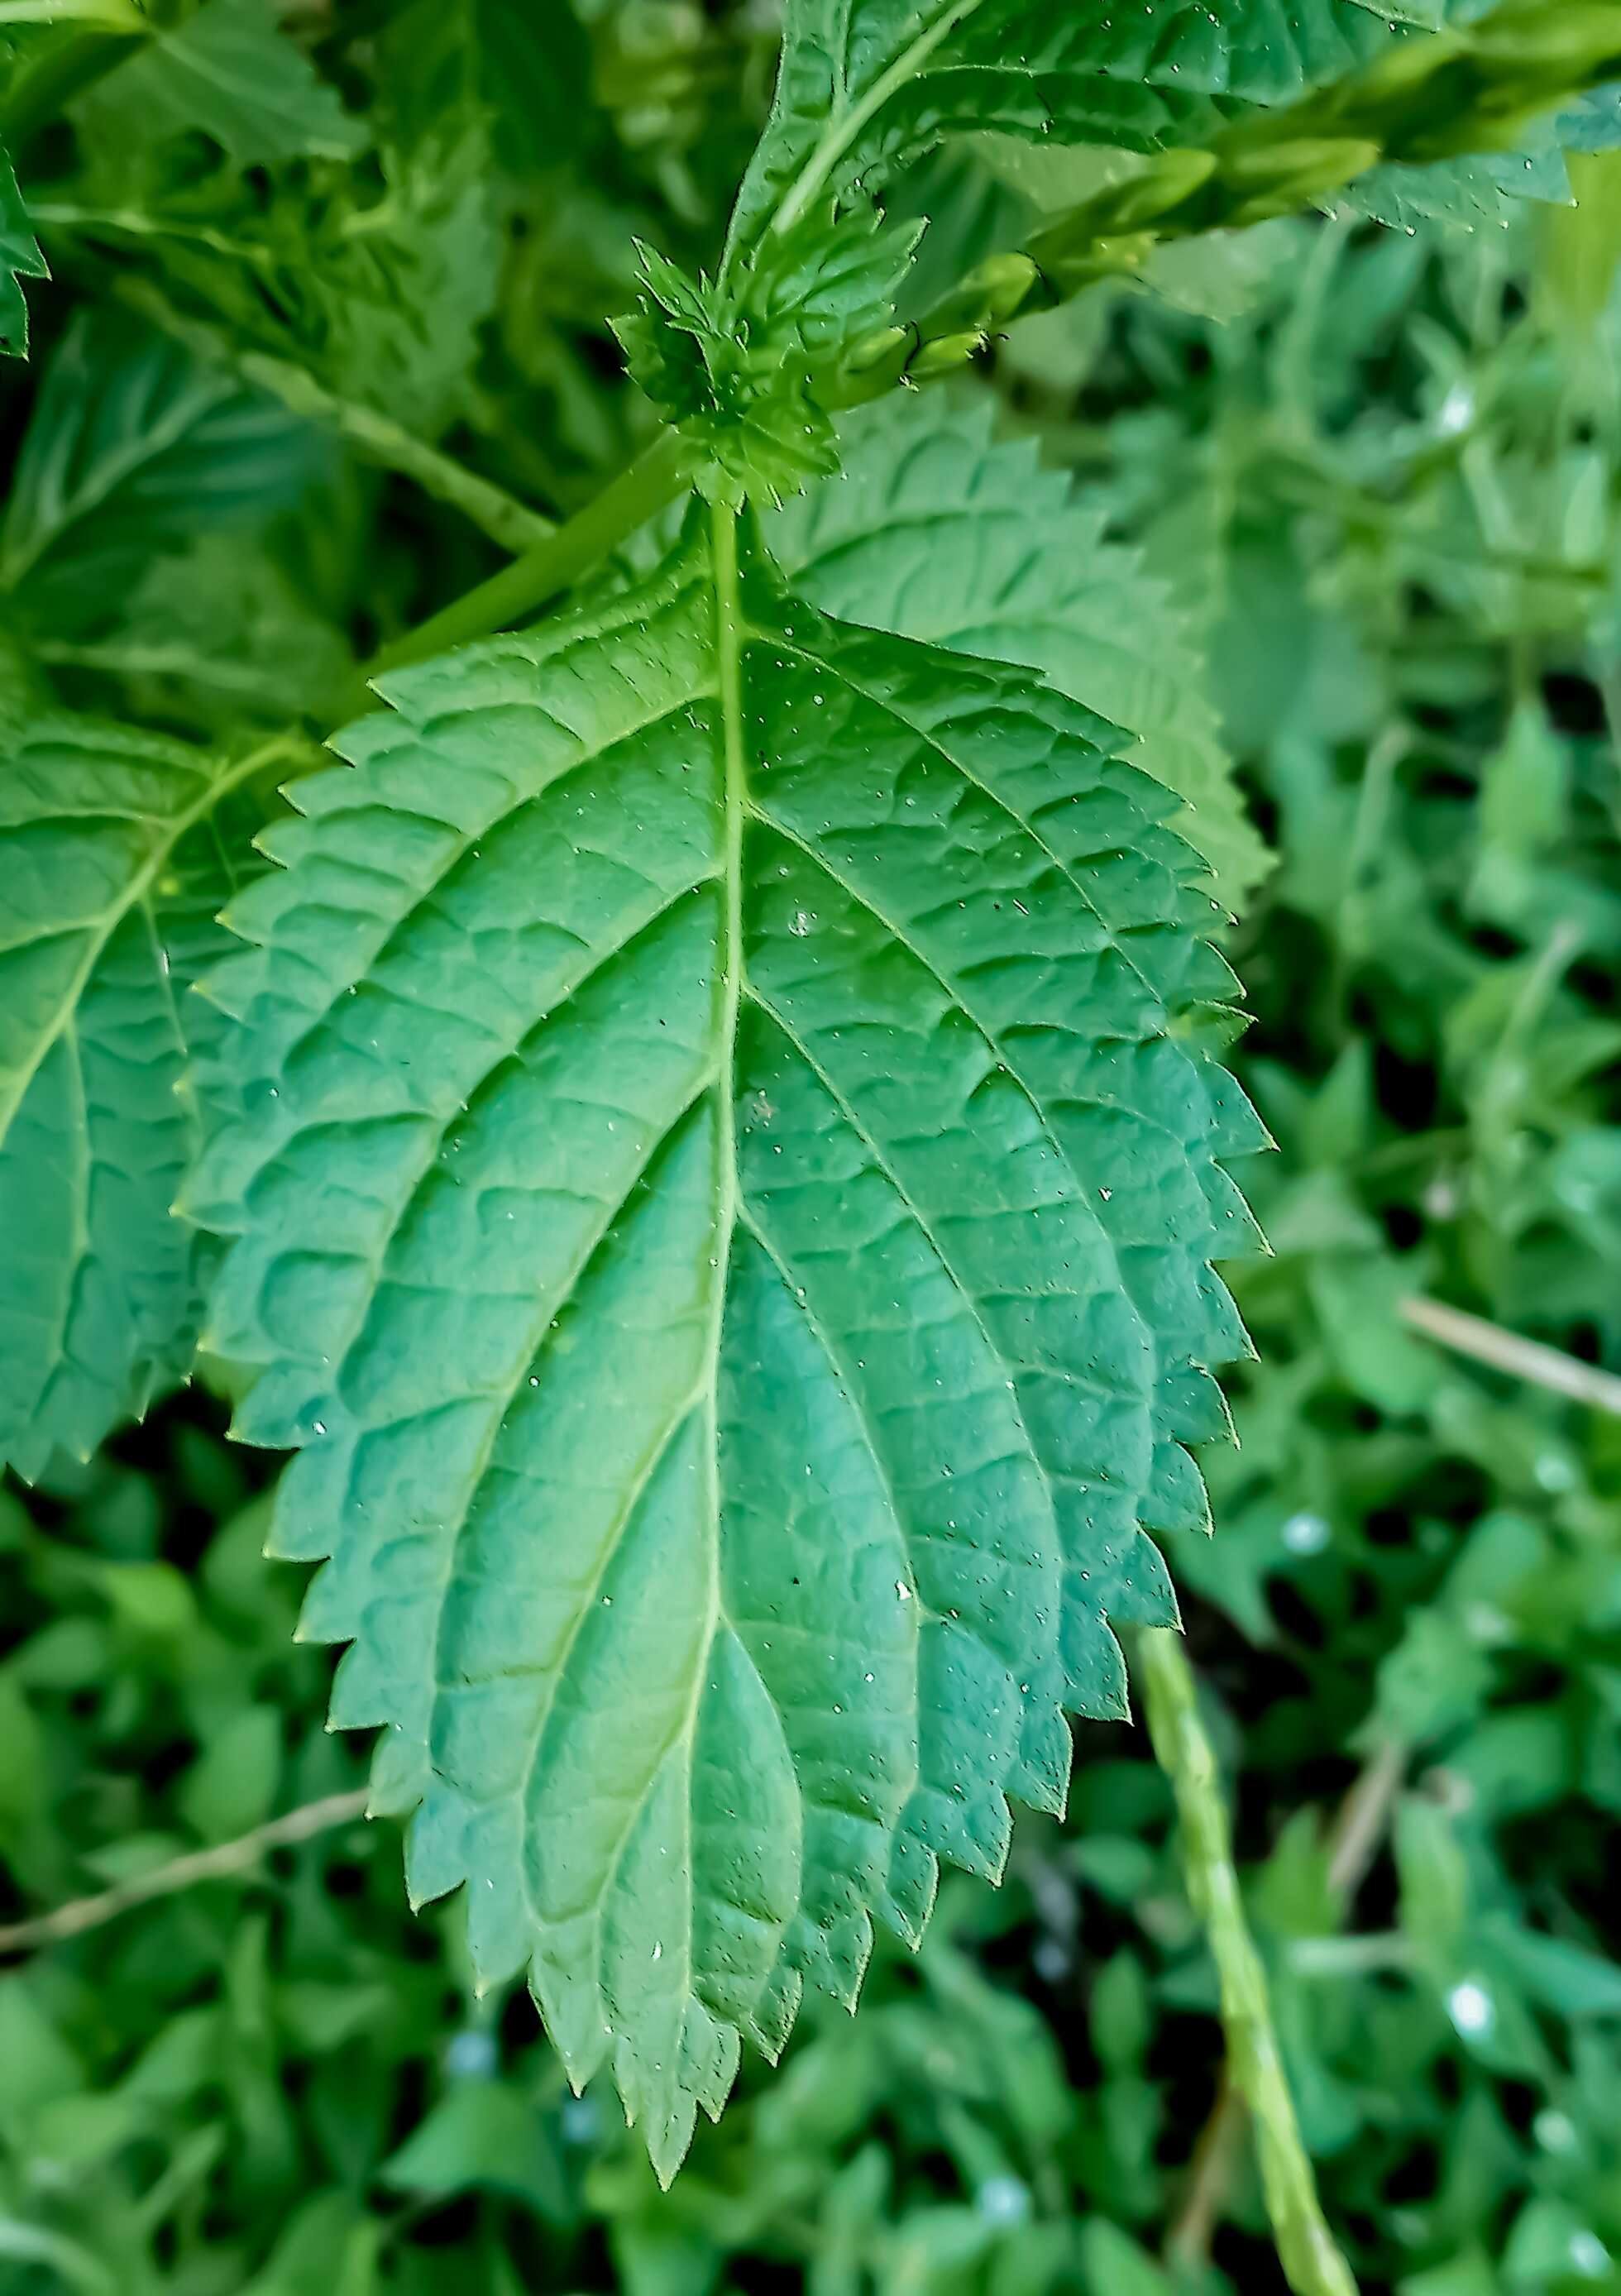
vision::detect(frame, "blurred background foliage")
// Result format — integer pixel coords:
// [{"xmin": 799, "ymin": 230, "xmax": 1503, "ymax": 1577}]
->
[{"xmin": 2, "ymin": 4, "xmax": 1621, "ymax": 2294}]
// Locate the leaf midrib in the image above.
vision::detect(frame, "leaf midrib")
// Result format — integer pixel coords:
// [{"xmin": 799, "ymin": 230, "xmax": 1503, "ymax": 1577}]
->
[
  {"xmin": 502, "ymin": 552, "xmax": 1149, "ymax": 1797},
  {"xmin": 385, "ymin": 538, "xmax": 755, "ymax": 1975},
  {"xmin": 669, "ymin": 497, "xmax": 749, "ymax": 2011},
  {"xmin": 30, "ymin": 1012, "xmax": 89, "ymax": 1446},
  {"xmin": 768, "ymin": 0, "xmax": 991, "ymax": 238}
]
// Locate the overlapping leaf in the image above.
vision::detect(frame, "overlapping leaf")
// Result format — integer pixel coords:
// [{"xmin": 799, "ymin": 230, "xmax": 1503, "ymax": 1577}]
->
[
  {"xmin": 0, "ymin": 311, "xmax": 331, "ymax": 632},
  {"xmin": 41, "ymin": 132, "xmax": 498, "ymax": 442},
  {"xmin": 191, "ymin": 518, "xmax": 1264, "ymax": 2176},
  {"xmin": 0, "ymin": 714, "xmax": 273, "ymax": 1480},
  {"xmin": 79, "ymin": 0, "xmax": 367, "ymax": 167},
  {"xmin": 725, "ymin": 0, "xmax": 1466, "ymax": 252},
  {"xmin": 767, "ymin": 389, "xmax": 1270, "ymax": 904},
  {"xmin": 0, "ymin": 131, "xmax": 45, "ymax": 357}
]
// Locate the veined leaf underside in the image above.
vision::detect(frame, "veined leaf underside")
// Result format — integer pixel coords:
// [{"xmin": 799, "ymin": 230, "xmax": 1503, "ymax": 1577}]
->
[{"xmin": 191, "ymin": 515, "xmax": 1265, "ymax": 2176}]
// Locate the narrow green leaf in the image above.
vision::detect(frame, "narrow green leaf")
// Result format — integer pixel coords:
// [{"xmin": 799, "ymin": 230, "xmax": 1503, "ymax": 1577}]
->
[
  {"xmin": 767, "ymin": 389, "xmax": 1270, "ymax": 905},
  {"xmin": 0, "ymin": 716, "xmax": 280, "ymax": 1480},
  {"xmin": 0, "ymin": 132, "xmax": 46, "ymax": 357},
  {"xmin": 380, "ymin": 2079, "xmax": 571, "ymax": 2215},
  {"xmin": 1079, "ymin": 2217, "xmax": 1178, "ymax": 2296},
  {"xmin": 194, "ymin": 514, "xmax": 1263, "ymax": 2178},
  {"xmin": 1338, "ymin": 141, "xmax": 1576, "ymax": 230}
]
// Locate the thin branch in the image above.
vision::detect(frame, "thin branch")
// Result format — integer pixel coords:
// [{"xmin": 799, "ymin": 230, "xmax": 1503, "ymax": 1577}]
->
[
  {"xmin": 0, "ymin": 1, "xmax": 142, "ymax": 23},
  {"xmin": 0, "ymin": 1789, "xmax": 371, "ymax": 1956},
  {"xmin": 1167, "ymin": 2074, "xmax": 1248, "ymax": 2274},
  {"xmin": 237, "ymin": 350, "xmax": 556, "ymax": 555},
  {"xmin": 1166, "ymin": 1727, "xmax": 1406, "ymax": 2266},
  {"xmin": 1326, "ymin": 1734, "xmax": 1407, "ymax": 1899},
  {"xmin": 1400, "ymin": 1296, "xmax": 1621, "ymax": 1416},
  {"xmin": 88, "ymin": 272, "xmax": 557, "ymax": 557},
  {"xmin": 1135, "ymin": 1627, "xmax": 1360, "ymax": 2296},
  {"xmin": 828, "ymin": 0, "xmax": 1621, "ymax": 410}
]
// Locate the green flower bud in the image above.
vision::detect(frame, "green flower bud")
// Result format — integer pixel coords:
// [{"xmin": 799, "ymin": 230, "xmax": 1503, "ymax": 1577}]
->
[
  {"xmin": 907, "ymin": 328, "xmax": 987, "ymax": 380},
  {"xmin": 1470, "ymin": 3, "xmax": 1621, "ymax": 70},
  {"xmin": 935, "ymin": 251, "xmax": 1042, "ymax": 332},
  {"xmin": 1220, "ymin": 136, "xmax": 1383, "ymax": 198},
  {"xmin": 1027, "ymin": 222, "xmax": 1156, "ymax": 292},
  {"xmin": 841, "ymin": 324, "xmax": 912, "ymax": 378},
  {"xmin": 1349, "ymin": 31, "xmax": 1462, "ymax": 105},
  {"xmin": 1101, "ymin": 147, "xmax": 1218, "ymax": 229},
  {"xmin": 1403, "ymin": 98, "xmax": 1554, "ymax": 162}
]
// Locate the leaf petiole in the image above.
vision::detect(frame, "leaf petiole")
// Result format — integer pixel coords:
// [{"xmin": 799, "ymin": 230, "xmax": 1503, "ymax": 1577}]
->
[{"xmin": 335, "ymin": 425, "xmax": 700, "ymax": 720}]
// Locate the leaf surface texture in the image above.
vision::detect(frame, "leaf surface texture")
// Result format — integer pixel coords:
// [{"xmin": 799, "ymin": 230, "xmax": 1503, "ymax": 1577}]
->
[
  {"xmin": 81, "ymin": 0, "xmax": 367, "ymax": 166},
  {"xmin": 0, "ymin": 715, "xmax": 269, "ymax": 1478},
  {"xmin": 767, "ymin": 390, "xmax": 1270, "ymax": 904},
  {"xmin": 0, "ymin": 312, "xmax": 330, "ymax": 633},
  {"xmin": 193, "ymin": 519, "xmax": 1263, "ymax": 2176}
]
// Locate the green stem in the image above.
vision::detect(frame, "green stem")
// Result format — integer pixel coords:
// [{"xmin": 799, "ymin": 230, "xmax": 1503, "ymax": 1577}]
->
[
  {"xmin": 335, "ymin": 427, "xmax": 698, "ymax": 720},
  {"xmin": 241, "ymin": 352, "xmax": 556, "ymax": 552},
  {"xmin": 325, "ymin": 0, "xmax": 1621, "ymax": 709},
  {"xmin": 1133, "ymin": 1627, "xmax": 1360, "ymax": 2296},
  {"xmin": 97, "ymin": 272, "xmax": 555, "ymax": 554}
]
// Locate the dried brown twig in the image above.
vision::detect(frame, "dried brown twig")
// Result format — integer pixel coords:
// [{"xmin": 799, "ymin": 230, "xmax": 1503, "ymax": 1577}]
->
[
  {"xmin": 0, "ymin": 1789, "xmax": 371, "ymax": 1956},
  {"xmin": 1400, "ymin": 1297, "xmax": 1621, "ymax": 1416}
]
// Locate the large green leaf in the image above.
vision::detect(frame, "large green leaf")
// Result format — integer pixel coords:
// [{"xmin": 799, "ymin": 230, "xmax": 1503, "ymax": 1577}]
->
[
  {"xmin": 0, "ymin": 131, "xmax": 46, "ymax": 357},
  {"xmin": 0, "ymin": 716, "xmax": 275, "ymax": 1481},
  {"xmin": 725, "ymin": 0, "xmax": 1449, "ymax": 252},
  {"xmin": 79, "ymin": 0, "xmax": 366, "ymax": 167},
  {"xmin": 0, "ymin": 311, "xmax": 330, "ymax": 632},
  {"xmin": 192, "ymin": 511, "xmax": 1263, "ymax": 2177},
  {"xmin": 766, "ymin": 389, "xmax": 1270, "ymax": 906}
]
